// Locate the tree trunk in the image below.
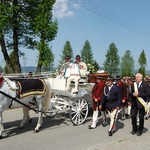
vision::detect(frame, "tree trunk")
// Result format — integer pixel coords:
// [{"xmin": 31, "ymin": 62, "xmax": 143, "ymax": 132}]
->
[
  {"xmin": 36, "ymin": 61, "xmax": 42, "ymax": 74},
  {"xmin": 36, "ymin": 39, "xmax": 44, "ymax": 74},
  {"xmin": 12, "ymin": 0, "xmax": 21, "ymax": 73},
  {"xmin": 13, "ymin": 27, "xmax": 21, "ymax": 73},
  {"xmin": 0, "ymin": 30, "xmax": 15, "ymax": 73}
]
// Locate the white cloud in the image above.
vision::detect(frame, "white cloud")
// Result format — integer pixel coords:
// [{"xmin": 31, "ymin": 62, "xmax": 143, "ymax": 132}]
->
[
  {"xmin": 53, "ymin": 0, "xmax": 74, "ymax": 19},
  {"xmin": 72, "ymin": 0, "xmax": 81, "ymax": 8}
]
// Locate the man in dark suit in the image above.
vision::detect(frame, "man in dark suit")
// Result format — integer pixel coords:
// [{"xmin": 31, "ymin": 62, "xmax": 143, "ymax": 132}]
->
[
  {"xmin": 130, "ymin": 73, "xmax": 150, "ymax": 136},
  {"xmin": 114, "ymin": 75, "xmax": 128, "ymax": 120},
  {"xmin": 99, "ymin": 77, "xmax": 122, "ymax": 136}
]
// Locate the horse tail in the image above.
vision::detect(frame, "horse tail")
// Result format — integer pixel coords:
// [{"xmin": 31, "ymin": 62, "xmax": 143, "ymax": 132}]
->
[{"xmin": 43, "ymin": 79, "xmax": 51, "ymax": 112}]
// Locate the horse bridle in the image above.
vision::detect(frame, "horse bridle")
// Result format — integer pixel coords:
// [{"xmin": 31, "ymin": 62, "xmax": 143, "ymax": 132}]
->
[
  {"xmin": 0, "ymin": 90, "xmax": 36, "ymax": 110},
  {"xmin": 0, "ymin": 90, "xmax": 50, "ymax": 117}
]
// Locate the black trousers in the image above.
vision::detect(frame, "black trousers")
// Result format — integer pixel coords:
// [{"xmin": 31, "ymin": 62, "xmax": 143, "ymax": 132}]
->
[{"xmin": 131, "ymin": 105, "xmax": 145, "ymax": 132}]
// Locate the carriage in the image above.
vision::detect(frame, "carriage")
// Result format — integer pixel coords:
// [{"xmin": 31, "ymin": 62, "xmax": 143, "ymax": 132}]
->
[
  {"xmin": 46, "ymin": 71, "xmax": 110, "ymax": 125},
  {"xmin": 0, "ymin": 71, "xmax": 109, "ymax": 138},
  {"xmin": 47, "ymin": 77, "xmax": 93, "ymax": 125},
  {"xmin": 1, "ymin": 73, "xmax": 94, "ymax": 125}
]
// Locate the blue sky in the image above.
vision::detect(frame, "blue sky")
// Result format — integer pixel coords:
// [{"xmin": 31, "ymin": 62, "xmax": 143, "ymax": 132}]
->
[{"xmin": 0, "ymin": 0, "xmax": 150, "ymax": 70}]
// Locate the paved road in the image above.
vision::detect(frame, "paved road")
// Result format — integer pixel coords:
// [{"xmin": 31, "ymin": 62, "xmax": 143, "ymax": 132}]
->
[{"xmin": 0, "ymin": 108, "xmax": 150, "ymax": 150}]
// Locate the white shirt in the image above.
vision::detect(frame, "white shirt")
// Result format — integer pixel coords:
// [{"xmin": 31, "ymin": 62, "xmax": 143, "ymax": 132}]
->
[{"xmin": 71, "ymin": 63, "xmax": 80, "ymax": 75}]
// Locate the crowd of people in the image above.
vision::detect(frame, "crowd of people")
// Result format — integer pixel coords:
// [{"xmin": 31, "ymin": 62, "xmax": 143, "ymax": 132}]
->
[
  {"xmin": 89, "ymin": 73, "xmax": 150, "ymax": 137},
  {"xmin": 57, "ymin": 55, "xmax": 150, "ymax": 137},
  {"xmin": 28, "ymin": 56, "xmax": 150, "ymax": 137}
]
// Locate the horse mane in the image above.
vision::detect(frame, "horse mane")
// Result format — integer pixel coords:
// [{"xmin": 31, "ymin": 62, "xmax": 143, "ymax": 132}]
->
[{"xmin": 3, "ymin": 77, "xmax": 17, "ymax": 90}]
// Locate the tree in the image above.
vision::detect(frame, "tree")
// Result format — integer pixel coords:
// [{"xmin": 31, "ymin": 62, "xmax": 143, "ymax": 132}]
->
[
  {"xmin": 81, "ymin": 40, "xmax": 100, "ymax": 73},
  {"xmin": 120, "ymin": 50, "xmax": 135, "ymax": 76},
  {"xmin": 34, "ymin": 0, "xmax": 58, "ymax": 73},
  {"xmin": 57, "ymin": 41, "xmax": 74, "ymax": 69},
  {"xmin": 103, "ymin": 42, "xmax": 120, "ymax": 76},
  {"xmin": 37, "ymin": 42, "xmax": 54, "ymax": 72},
  {"xmin": 4, "ymin": 51, "xmax": 16, "ymax": 74},
  {"xmin": 138, "ymin": 50, "xmax": 147, "ymax": 77},
  {"xmin": 0, "ymin": 0, "xmax": 23, "ymax": 73},
  {"xmin": 81, "ymin": 40, "xmax": 94, "ymax": 64},
  {"xmin": 0, "ymin": 0, "xmax": 58, "ymax": 73}
]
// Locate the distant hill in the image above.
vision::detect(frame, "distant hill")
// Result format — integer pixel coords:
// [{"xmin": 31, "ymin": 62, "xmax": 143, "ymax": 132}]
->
[
  {"xmin": 21, "ymin": 66, "xmax": 57, "ymax": 73},
  {"xmin": 21, "ymin": 66, "xmax": 150, "ymax": 75},
  {"xmin": 21, "ymin": 66, "xmax": 36, "ymax": 73}
]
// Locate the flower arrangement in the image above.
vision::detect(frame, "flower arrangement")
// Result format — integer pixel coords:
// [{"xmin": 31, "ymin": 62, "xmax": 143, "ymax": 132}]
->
[{"xmin": 87, "ymin": 63, "xmax": 96, "ymax": 74}]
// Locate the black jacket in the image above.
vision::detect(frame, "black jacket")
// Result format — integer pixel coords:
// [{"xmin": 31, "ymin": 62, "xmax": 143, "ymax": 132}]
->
[
  {"xmin": 100, "ymin": 84, "xmax": 122, "ymax": 109},
  {"xmin": 130, "ymin": 81, "xmax": 150, "ymax": 109}
]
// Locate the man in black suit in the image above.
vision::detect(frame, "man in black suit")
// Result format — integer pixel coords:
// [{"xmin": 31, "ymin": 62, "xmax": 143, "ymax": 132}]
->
[
  {"xmin": 130, "ymin": 73, "xmax": 150, "ymax": 136},
  {"xmin": 99, "ymin": 76, "xmax": 122, "ymax": 136}
]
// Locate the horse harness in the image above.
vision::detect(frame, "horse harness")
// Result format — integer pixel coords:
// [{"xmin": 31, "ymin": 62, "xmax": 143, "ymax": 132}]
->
[{"xmin": 0, "ymin": 78, "xmax": 49, "ymax": 116}]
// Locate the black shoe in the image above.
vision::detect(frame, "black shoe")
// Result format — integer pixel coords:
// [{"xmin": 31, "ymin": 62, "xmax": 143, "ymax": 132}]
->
[
  {"xmin": 73, "ymin": 91, "xmax": 78, "ymax": 94},
  {"xmin": 108, "ymin": 131, "xmax": 113, "ymax": 136},
  {"xmin": 88, "ymin": 125, "xmax": 96, "ymax": 129},
  {"xmin": 125, "ymin": 114, "xmax": 131, "ymax": 119},
  {"xmin": 131, "ymin": 130, "xmax": 137, "ymax": 135},
  {"xmin": 102, "ymin": 122, "xmax": 107, "ymax": 127},
  {"xmin": 137, "ymin": 131, "xmax": 143, "ymax": 136}
]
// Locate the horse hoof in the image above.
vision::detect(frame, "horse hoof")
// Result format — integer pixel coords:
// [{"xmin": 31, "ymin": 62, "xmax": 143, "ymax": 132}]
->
[
  {"xmin": 28, "ymin": 118, "xmax": 32, "ymax": 123},
  {"xmin": 33, "ymin": 129, "xmax": 39, "ymax": 133}
]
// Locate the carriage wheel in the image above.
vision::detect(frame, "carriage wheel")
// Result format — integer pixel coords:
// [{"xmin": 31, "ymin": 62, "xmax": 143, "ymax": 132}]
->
[{"xmin": 69, "ymin": 97, "xmax": 89, "ymax": 125}]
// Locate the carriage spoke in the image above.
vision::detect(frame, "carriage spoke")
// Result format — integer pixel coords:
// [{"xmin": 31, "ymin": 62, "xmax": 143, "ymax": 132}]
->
[
  {"xmin": 74, "ymin": 113, "xmax": 79, "ymax": 124},
  {"xmin": 72, "ymin": 112, "xmax": 79, "ymax": 120}
]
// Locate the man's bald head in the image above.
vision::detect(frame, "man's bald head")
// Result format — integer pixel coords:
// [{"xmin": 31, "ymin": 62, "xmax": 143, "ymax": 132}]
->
[{"xmin": 135, "ymin": 73, "xmax": 143, "ymax": 83}]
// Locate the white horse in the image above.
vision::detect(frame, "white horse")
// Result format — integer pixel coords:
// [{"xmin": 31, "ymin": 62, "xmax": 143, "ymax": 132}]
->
[{"xmin": 0, "ymin": 76, "xmax": 51, "ymax": 138}]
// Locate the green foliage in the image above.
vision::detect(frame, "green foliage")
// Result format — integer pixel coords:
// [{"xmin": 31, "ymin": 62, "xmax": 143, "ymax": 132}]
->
[
  {"xmin": 4, "ymin": 51, "xmax": 17, "ymax": 74},
  {"xmin": 32, "ymin": 0, "xmax": 58, "ymax": 72},
  {"xmin": 138, "ymin": 50, "xmax": 147, "ymax": 67},
  {"xmin": 33, "ymin": 0, "xmax": 58, "ymax": 42},
  {"xmin": 37, "ymin": 41, "xmax": 54, "ymax": 71},
  {"xmin": 121, "ymin": 50, "xmax": 135, "ymax": 76},
  {"xmin": 103, "ymin": 42, "xmax": 120, "ymax": 76},
  {"xmin": 0, "ymin": 0, "xmax": 58, "ymax": 73},
  {"xmin": 139, "ymin": 67, "xmax": 146, "ymax": 77},
  {"xmin": 57, "ymin": 41, "xmax": 74, "ymax": 69},
  {"xmin": 81, "ymin": 40, "xmax": 94, "ymax": 64},
  {"xmin": 138, "ymin": 50, "xmax": 147, "ymax": 77},
  {"xmin": 93, "ymin": 61, "xmax": 100, "ymax": 72},
  {"xmin": 80, "ymin": 40, "xmax": 100, "ymax": 73}
]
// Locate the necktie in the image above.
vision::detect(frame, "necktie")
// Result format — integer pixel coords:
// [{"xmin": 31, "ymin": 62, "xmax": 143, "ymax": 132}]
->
[{"xmin": 137, "ymin": 83, "xmax": 139, "ymax": 89}]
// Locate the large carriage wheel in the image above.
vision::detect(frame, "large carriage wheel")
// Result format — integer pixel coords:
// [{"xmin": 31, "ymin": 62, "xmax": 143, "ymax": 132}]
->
[{"xmin": 69, "ymin": 97, "xmax": 89, "ymax": 125}]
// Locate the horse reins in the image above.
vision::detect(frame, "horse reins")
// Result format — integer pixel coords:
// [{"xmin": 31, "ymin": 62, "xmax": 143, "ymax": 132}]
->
[{"xmin": 0, "ymin": 90, "xmax": 50, "ymax": 117}]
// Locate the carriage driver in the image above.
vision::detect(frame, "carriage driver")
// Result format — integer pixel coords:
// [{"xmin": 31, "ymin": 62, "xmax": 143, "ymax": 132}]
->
[
  {"xmin": 57, "ymin": 55, "xmax": 72, "ymax": 79},
  {"xmin": 66, "ymin": 55, "xmax": 87, "ymax": 94}
]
